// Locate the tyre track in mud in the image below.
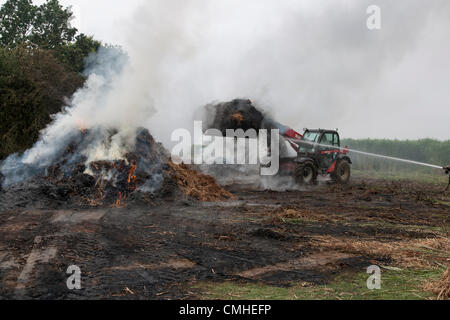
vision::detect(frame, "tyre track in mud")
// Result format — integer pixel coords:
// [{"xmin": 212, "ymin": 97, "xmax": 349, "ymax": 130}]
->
[{"xmin": 0, "ymin": 178, "xmax": 448, "ymax": 299}]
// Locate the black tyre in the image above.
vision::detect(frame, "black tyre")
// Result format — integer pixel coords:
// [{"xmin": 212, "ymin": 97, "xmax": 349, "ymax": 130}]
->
[
  {"xmin": 295, "ymin": 162, "xmax": 317, "ymax": 185},
  {"xmin": 331, "ymin": 160, "xmax": 351, "ymax": 184}
]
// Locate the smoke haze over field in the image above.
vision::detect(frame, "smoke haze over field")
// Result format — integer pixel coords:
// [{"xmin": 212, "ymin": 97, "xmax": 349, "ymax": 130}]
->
[
  {"xmin": 123, "ymin": 0, "xmax": 450, "ymax": 142},
  {"xmin": 0, "ymin": 0, "xmax": 449, "ymax": 141},
  {"xmin": 1, "ymin": 0, "xmax": 450, "ymax": 186}
]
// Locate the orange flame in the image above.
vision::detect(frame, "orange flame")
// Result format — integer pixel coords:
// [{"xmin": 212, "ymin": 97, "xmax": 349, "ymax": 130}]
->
[
  {"xmin": 231, "ymin": 112, "xmax": 245, "ymax": 125},
  {"xmin": 128, "ymin": 163, "xmax": 137, "ymax": 184},
  {"xmin": 115, "ymin": 192, "xmax": 124, "ymax": 207},
  {"xmin": 75, "ymin": 119, "xmax": 87, "ymax": 134}
]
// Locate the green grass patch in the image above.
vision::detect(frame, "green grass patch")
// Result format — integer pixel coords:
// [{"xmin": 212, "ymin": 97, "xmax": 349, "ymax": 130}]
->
[
  {"xmin": 352, "ymin": 169, "xmax": 447, "ymax": 185},
  {"xmin": 435, "ymin": 200, "xmax": 450, "ymax": 207},
  {"xmin": 195, "ymin": 268, "xmax": 444, "ymax": 300},
  {"xmin": 350, "ymin": 220, "xmax": 449, "ymax": 235}
]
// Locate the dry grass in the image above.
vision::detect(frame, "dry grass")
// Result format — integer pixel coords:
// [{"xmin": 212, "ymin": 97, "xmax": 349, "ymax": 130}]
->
[
  {"xmin": 168, "ymin": 162, "xmax": 235, "ymax": 201},
  {"xmin": 270, "ymin": 207, "xmax": 334, "ymax": 223},
  {"xmin": 423, "ymin": 268, "xmax": 450, "ymax": 300},
  {"xmin": 310, "ymin": 235, "xmax": 449, "ymax": 269}
]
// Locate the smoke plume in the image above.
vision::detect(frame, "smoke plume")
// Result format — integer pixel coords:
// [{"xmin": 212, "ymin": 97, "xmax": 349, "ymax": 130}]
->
[{"xmin": 2, "ymin": 0, "xmax": 449, "ymax": 186}]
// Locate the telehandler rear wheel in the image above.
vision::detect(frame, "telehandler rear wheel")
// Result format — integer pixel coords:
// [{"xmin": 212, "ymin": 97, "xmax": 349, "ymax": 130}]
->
[{"xmin": 331, "ymin": 160, "xmax": 351, "ymax": 184}]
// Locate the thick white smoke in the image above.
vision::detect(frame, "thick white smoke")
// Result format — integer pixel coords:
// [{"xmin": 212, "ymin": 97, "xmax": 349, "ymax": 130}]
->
[
  {"xmin": 127, "ymin": 0, "xmax": 450, "ymax": 143},
  {"xmin": 2, "ymin": 0, "xmax": 449, "ymax": 186}
]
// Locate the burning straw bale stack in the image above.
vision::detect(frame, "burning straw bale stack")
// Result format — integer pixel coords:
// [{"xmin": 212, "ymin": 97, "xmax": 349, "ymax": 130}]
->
[
  {"xmin": 204, "ymin": 99, "xmax": 265, "ymax": 135},
  {"xmin": 0, "ymin": 128, "xmax": 233, "ymax": 206},
  {"xmin": 42, "ymin": 128, "xmax": 169, "ymax": 203}
]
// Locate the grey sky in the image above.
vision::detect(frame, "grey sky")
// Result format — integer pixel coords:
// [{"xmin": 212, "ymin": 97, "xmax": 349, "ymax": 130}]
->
[{"xmin": 1, "ymin": 0, "xmax": 449, "ymax": 140}]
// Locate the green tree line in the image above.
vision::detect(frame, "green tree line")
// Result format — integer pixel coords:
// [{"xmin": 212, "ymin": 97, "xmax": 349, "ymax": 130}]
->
[
  {"xmin": 342, "ymin": 138, "xmax": 450, "ymax": 173},
  {"xmin": 0, "ymin": 0, "xmax": 100, "ymax": 159}
]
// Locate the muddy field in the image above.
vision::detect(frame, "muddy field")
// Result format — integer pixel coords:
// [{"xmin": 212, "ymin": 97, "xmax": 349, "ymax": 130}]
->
[{"xmin": 0, "ymin": 177, "xmax": 448, "ymax": 300}]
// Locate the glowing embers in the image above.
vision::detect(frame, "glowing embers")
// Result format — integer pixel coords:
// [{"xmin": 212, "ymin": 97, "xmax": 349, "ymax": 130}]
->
[
  {"xmin": 88, "ymin": 159, "xmax": 139, "ymax": 207},
  {"xmin": 115, "ymin": 191, "xmax": 126, "ymax": 207},
  {"xmin": 113, "ymin": 161, "xmax": 138, "ymax": 207},
  {"xmin": 231, "ymin": 112, "xmax": 245, "ymax": 125},
  {"xmin": 128, "ymin": 160, "xmax": 137, "ymax": 184}
]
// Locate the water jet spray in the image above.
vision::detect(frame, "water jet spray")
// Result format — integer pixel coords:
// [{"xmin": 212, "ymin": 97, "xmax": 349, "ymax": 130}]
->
[{"xmin": 289, "ymin": 137, "xmax": 449, "ymax": 189}]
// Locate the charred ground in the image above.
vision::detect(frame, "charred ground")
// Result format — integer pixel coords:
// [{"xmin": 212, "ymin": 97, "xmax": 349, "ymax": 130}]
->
[{"xmin": 0, "ymin": 176, "xmax": 448, "ymax": 300}]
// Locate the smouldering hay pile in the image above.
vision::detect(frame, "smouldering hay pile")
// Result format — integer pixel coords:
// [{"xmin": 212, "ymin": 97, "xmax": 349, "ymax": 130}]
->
[
  {"xmin": 62, "ymin": 131, "xmax": 236, "ymax": 204},
  {"xmin": 424, "ymin": 268, "xmax": 450, "ymax": 300},
  {"xmin": 0, "ymin": 128, "xmax": 235, "ymax": 206},
  {"xmin": 204, "ymin": 99, "xmax": 265, "ymax": 135},
  {"xmin": 167, "ymin": 162, "xmax": 235, "ymax": 202}
]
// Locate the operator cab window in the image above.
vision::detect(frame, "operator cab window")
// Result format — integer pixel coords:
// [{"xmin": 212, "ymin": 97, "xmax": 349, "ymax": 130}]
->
[
  {"xmin": 299, "ymin": 131, "xmax": 320, "ymax": 153},
  {"xmin": 333, "ymin": 133, "xmax": 339, "ymax": 147},
  {"xmin": 320, "ymin": 133, "xmax": 334, "ymax": 147},
  {"xmin": 302, "ymin": 131, "xmax": 320, "ymax": 143}
]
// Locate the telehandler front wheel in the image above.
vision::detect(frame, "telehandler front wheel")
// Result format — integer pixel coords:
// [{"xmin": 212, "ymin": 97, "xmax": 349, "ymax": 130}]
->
[{"xmin": 295, "ymin": 162, "xmax": 317, "ymax": 185}]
